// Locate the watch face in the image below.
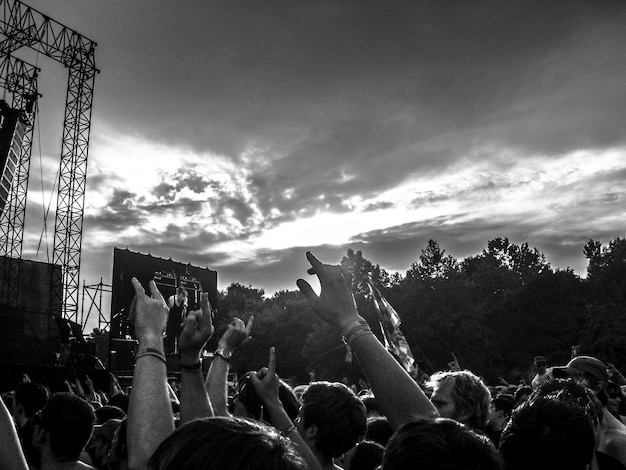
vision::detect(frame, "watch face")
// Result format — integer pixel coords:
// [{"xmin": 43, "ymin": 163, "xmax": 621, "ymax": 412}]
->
[{"xmin": 218, "ymin": 348, "xmax": 232, "ymax": 359}]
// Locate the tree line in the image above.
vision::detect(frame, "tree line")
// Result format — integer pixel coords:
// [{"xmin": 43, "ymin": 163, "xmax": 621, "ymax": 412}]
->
[{"xmin": 215, "ymin": 236, "xmax": 626, "ymax": 386}]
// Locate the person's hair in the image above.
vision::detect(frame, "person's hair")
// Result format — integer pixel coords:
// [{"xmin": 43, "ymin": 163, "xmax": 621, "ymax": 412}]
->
[
  {"xmin": 514, "ymin": 386, "xmax": 532, "ymax": 405},
  {"xmin": 39, "ymin": 392, "xmax": 94, "ymax": 459},
  {"xmin": 148, "ymin": 416, "xmax": 306, "ymax": 470},
  {"xmin": 14, "ymin": 381, "xmax": 48, "ymax": 418},
  {"xmin": 382, "ymin": 417, "xmax": 503, "ymax": 470},
  {"xmin": 108, "ymin": 392, "xmax": 130, "ymax": 413},
  {"xmin": 365, "ymin": 416, "xmax": 393, "ymax": 447},
  {"xmin": 235, "ymin": 372, "xmax": 300, "ymax": 426},
  {"xmin": 531, "ymin": 378, "xmax": 602, "ymax": 426},
  {"xmin": 427, "ymin": 370, "xmax": 491, "ymax": 430},
  {"xmin": 359, "ymin": 394, "xmax": 379, "ymax": 415},
  {"xmin": 499, "ymin": 398, "xmax": 595, "ymax": 470},
  {"xmin": 348, "ymin": 440, "xmax": 384, "ymax": 470},
  {"xmin": 95, "ymin": 405, "xmax": 126, "ymax": 424},
  {"xmin": 491, "ymin": 394, "xmax": 515, "ymax": 418},
  {"xmin": 301, "ymin": 381, "xmax": 367, "ymax": 458}
]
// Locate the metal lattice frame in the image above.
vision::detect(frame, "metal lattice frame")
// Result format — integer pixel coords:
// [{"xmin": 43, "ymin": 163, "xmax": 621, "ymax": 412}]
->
[
  {"xmin": 81, "ymin": 278, "xmax": 112, "ymax": 332},
  {"xmin": 0, "ymin": 0, "xmax": 97, "ymax": 321},
  {"xmin": 0, "ymin": 55, "xmax": 38, "ymax": 305}
]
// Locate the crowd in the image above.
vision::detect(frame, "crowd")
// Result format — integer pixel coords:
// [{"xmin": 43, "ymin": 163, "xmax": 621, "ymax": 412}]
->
[{"xmin": 2, "ymin": 251, "xmax": 626, "ymax": 470}]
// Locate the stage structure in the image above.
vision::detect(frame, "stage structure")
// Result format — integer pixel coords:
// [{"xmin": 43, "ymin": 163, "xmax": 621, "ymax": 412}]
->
[
  {"xmin": 0, "ymin": 0, "xmax": 98, "ymax": 322},
  {"xmin": 0, "ymin": 54, "xmax": 38, "ymax": 305},
  {"xmin": 109, "ymin": 248, "xmax": 218, "ymax": 371}
]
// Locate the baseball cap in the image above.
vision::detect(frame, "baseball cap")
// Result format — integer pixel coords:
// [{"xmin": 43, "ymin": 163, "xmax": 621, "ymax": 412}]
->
[
  {"xmin": 93, "ymin": 418, "xmax": 123, "ymax": 443},
  {"xmin": 552, "ymin": 356, "xmax": 608, "ymax": 385}
]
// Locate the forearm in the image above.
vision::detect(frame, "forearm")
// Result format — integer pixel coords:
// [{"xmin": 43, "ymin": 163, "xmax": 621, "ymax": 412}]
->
[
  {"xmin": 347, "ymin": 324, "xmax": 438, "ymax": 429},
  {"xmin": 127, "ymin": 336, "xmax": 175, "ymax": 470},
  {"xmin": 205, "ymin": 356, "xmax": 231, "ymax": 417},
  {"xmin": 264, "ymin": 401, "xmax": 321, "ymax": 470},
  {"xmin": 180, "ymin": 365, "xmax": 213, "ymax": 425},
  {"xmin": 0, "ymin": 392, "xmax": 29, "ymax": 470}
]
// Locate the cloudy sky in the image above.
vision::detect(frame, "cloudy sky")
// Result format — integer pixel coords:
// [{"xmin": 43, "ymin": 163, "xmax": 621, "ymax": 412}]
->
[{"xmin": 12, "ymin": 0, "xmax": 626, "ymax": 319}]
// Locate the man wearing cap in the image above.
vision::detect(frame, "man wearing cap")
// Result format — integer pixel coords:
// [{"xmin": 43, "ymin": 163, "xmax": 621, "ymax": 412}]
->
[
  {"xmin": 553, "ymin": 355, "xmax": 626, "ymax": 468},
  {"xmin": 531, "ymin": 355, "xmax": 552, "ymax": 390}
]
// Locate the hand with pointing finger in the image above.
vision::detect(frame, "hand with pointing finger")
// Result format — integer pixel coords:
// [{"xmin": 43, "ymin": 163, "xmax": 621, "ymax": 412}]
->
[
  {"xmin": 218, "ymin": 316, "xmax": 254, "ymax": 352},
  {"xmin": 250, "ymin": 347, "xmax": 281, "ymax": 408},
  {"xmin": 297, "ymin": 251, "xmax": 361, "ymax": 331},
  {"xmin": 178, "ymin": 292, "xmax": 215, "ymax": 363},
  {"xmin": 447, "ymin": 353, "xmax": 461, "ymax": 372}
]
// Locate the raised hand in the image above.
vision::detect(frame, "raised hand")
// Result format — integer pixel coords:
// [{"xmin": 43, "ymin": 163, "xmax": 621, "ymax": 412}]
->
[
  {"xmin": 447, "ymin": 353, "xmax": 461, "ymax": 372},
  {"xmin": 250, "ymin": 347, "xmax": 280, "ymax": 407},
  {"xmin": 296, "ymin": 251, "xmax": 360, "ymax": 330},
  {"xmin": 178, "ymin": 292, "xmax": 215, "ymax": 363},
  {"xmin": 129, "ymin": 277, "xmax": 169, "ymax": 341},
  {"xmin": 218, "ymin": 316, "xmax": 254, "ymax": 351},
  {"xmin": 85, "ymin": 375, "xmax": 94, "ymax": 390}
]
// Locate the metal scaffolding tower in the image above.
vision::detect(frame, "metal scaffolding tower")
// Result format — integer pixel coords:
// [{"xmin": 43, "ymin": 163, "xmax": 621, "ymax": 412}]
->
[
  {"xmin": 0, "ymin": 0, "xmax": 97, "ymax": 322},
  {"xmin": 0, "ymin": 54, "xmax": 38, "ymax": 305}
]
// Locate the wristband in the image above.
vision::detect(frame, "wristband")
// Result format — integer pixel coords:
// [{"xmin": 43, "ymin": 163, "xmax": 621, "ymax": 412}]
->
[
  {"xmin": 180, "ymin": 361, "xmax": 202, "ymax": 371},
  {"xmin": 341, "ymin": 318, "xmax": 369, "ymax": 338},
  {"xmin": 135, "ymin": 348, "xmax": 166, "ymax": 365},
  {"xmin": 346, "ymin": 326, "xmax": 373, "ymax": 345}
]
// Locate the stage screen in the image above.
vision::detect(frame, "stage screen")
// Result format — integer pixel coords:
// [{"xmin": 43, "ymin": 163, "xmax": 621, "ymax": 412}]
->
[{"xmin": 110, "ymin": 248, "xmax": 217, "ymax": 339}]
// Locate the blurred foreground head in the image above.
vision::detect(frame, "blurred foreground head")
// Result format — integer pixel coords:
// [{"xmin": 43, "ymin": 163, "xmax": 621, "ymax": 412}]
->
[
  {"xmin": 382, "ymin": 417, "xmax": 503, "ymax": 470},
  {"xmin": 148, "ymin": 416, "xmax": 306, "ymax": 470}
]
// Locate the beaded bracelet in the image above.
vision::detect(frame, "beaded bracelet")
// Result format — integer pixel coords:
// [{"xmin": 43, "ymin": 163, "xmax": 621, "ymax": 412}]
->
[
  {"xmin": 345, "ymin": 324, "xmax": 373, "ymax": 345},
  {"xmin": 135, "ymin": 348, "xmax": 166, "ymax": 364}
]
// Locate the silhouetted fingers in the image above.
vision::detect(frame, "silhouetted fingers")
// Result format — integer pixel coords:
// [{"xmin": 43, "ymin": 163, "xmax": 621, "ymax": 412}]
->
[
  {"xmin": 129, "ymin": 296, "xmax": 138, "ymax": 322},
  {"xmin": 148, "ymin": 280, "xmax": 166, "ymax": 306},
  {"xmin": 200, "ymin": 292, "xmax": 212, "ymax": 315},
  {"xmin": 268, "ymin": 347, "xmax": 276, "ymax": 376},
  {"xmin": 131, "ymin": 277, "xmax": 145, "ymax": 296},
  {"xmin": 297, "ymin": 279, "xmax": 318, "ymax": 304},
  {"xmin": 245, "ymin": 315, "xmax": 255, "ymax": 335}
]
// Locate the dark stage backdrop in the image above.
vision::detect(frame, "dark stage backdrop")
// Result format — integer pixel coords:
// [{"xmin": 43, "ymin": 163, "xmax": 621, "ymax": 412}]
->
[{"xmin": 110, "ymin": 248, "xmax": 217, "ymax": 339}]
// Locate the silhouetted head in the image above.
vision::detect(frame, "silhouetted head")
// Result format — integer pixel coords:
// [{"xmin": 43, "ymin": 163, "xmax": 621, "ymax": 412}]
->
[
  {"xmin": 148, "ymin": 416, "xmax": 306, "ymax": 470},
  {"xmin": 382, "ymin": 417, "xmax": 503, "ymax": 470},
  {"xmin": 233, "ymin": 372, "xmax": 300, "ymax": 426},
  {"xmin": 299, "ymin": 381, "xmax": 367, "ymax": 459}
]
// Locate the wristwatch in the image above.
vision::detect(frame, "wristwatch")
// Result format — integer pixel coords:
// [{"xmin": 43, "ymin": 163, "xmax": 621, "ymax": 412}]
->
[{"xmin": 214, "ymin": 347, "xmax": 232, "ymax": 362}]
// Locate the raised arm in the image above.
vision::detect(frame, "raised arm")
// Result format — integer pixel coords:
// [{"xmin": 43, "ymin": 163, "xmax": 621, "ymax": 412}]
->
[
  {"xmin": 0, "ymin": 390, "xmax": 29, "ymax": 470},
  {"xmin": 251, "ymin": 347, "xmax": 322, "ymax": 470},
  {"xmin": 297, "ymin": 251, "xmax": 438, "ymax": 429},
  {"xmin": 178, "ymin": 292, "xmax": 215, "ymax": 425},
  {"xmin": 205, "ymin": 316, "xmax": 254, "ymax": 416},
  {"xmin": 127, "ymin": 278, "xmax": 174, "ymax": 470}
]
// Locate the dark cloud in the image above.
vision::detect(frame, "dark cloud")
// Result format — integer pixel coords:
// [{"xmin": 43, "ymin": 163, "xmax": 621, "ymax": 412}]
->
[
  {"xmin": 21, "ymin": 0, "xmax": 626, "ymax": 306},
  {"xmin": 364, "ymin": 201, "xmax": 395, "ymax": 212},
  {"xmin": 84, "ymin": 189, "xmax": 145, "ymax": 232}
]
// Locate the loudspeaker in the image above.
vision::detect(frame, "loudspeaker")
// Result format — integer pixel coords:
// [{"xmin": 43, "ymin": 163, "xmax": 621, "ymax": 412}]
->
[{"xmin": 110, "ymin": 339, "xmax": 138, "ymax": 371}]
